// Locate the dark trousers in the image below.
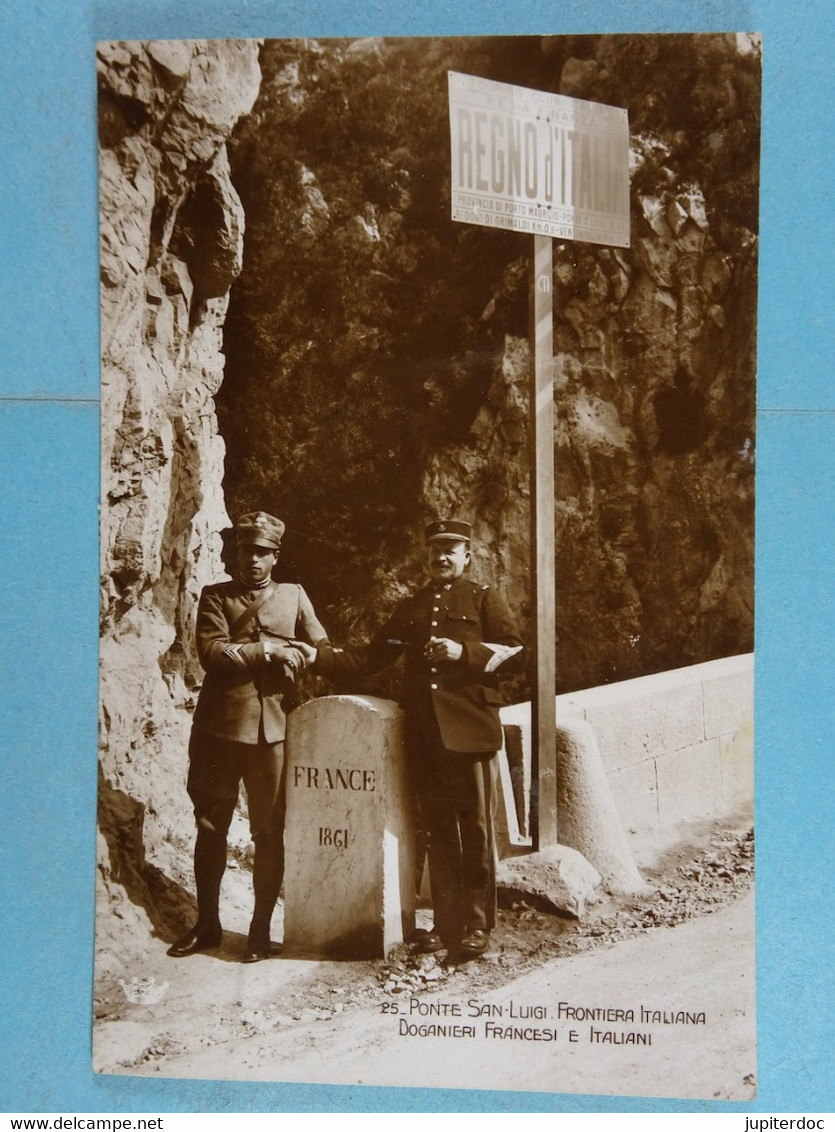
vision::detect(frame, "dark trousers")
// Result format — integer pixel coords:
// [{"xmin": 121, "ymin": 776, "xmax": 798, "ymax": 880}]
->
[
  {"xmin": 186, "ymin": 728, "xmax": 286, "ymax": 937},
  {"xmin": 408, "ymin": 713, "xmax": 498, "ymax": 945}
]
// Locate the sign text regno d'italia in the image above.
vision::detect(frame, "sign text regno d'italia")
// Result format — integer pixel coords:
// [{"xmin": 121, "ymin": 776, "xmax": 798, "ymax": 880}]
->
[{"xmin": 448, "ymin": 71, "xmax": 630, "ymax": 247}]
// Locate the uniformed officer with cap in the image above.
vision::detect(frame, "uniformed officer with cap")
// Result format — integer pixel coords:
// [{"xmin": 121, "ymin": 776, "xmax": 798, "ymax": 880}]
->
[
  {"xmin": 167, "ymin": 511, "xmax": 329, "ymax": 962},
  {"xmin": 294, "ymin": 519, "xmax": 524, "ymax": 958}
]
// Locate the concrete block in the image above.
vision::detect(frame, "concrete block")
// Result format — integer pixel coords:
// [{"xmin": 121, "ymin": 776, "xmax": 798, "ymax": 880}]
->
[
  {"xmin": 499, "ymin": 704, "xmax": 532, "ymax": 837},
  {"xmin": 554, "ymin": 694, "xmax": 587, "ymax": 721},
  {"xmin": 495, "ymin": 744, "xmax": 532, "ymax": 857},
  {"xmin": 607, "ymin": 758, "xmax": 660, "ymax": 832},
  {"xmin": 585, "ymin": 681, "xmax": 705, "ymax": 771},
  {"xmin": 656, "ymin": 738, "xmax": 723, "ymax": 826},
  {"xmin": 719, "ymin": 722, "xmax": 755, "ymax": 811},
  {"xmin": 284, "ymin": 695, "xmax": 416, "ymax": 958},
  {"xmin": 704, "ymin": 658, "xmax": 754, "ymax": 739}
]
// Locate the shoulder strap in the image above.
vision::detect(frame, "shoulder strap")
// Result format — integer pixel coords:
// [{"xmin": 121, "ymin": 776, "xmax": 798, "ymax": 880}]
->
[{"xmin": 228, "ymin": 582, "xmax": 277, "ymax": 640}]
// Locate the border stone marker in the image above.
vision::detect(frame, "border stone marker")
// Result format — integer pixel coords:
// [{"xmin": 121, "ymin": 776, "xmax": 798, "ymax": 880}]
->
[{"xmin": 283, "ymin": 695, "xmax": 416, "ymax": 958}]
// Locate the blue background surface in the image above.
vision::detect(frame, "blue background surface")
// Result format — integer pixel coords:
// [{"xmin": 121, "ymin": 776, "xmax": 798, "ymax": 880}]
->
[{"xmin": 1, "ymin": 0, "xmax": 833, "ymax": 1114}]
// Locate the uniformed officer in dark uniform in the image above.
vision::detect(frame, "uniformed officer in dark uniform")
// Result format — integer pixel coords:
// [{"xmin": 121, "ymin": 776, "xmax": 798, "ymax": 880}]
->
[
  {"xmin": 295, "ymin": 519, "xmax": 524, "ymax": 958},
  {"xmin": 168, "ymin": 511, "xmax": 329, "ymax": 962}
]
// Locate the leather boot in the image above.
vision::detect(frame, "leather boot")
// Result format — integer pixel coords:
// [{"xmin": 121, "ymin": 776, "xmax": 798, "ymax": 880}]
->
[{"xmin": 166, "ymin": 921, "xmax": 222, "ymax": 958}]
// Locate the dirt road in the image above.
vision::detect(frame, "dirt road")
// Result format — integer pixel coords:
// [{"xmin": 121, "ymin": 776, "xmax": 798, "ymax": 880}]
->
[{"xmin": 93, "ymin": 818, "xmax": 756, "ymax": 1102}]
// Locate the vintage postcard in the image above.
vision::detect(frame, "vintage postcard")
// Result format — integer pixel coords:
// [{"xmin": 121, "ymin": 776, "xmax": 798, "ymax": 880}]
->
[{"xmin": 93, "ymin": 34, "xmax": 759, "ymax": 1100}]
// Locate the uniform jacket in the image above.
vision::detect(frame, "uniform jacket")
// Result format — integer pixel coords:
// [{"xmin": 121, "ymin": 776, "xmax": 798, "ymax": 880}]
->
[
  {"xmin": 314, "ymin": 575, "xmax": 524, "ymax": 753},
  {"xmin": 192, "ymin": 580, "xmax": 328, "ymax": 745}
]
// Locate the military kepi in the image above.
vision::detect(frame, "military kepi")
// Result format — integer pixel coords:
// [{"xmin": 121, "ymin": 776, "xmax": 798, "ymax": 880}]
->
[
  {"xmin": 236, "ymin": 511, "xmax": 285, "ymax": 549},
  {"xmin": 425, "ymin": 518, "xmax": 472, "ymax": 543}
]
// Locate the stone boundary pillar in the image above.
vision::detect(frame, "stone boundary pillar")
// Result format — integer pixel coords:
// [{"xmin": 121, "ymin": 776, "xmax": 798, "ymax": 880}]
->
[{"xmin": 283, "ymin": 695, "xmax": 416, "ymax": 958}]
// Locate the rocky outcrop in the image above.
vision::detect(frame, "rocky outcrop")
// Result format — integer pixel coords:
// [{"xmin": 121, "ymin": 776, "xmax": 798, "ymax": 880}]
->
[
  {"xmin": 97, "ymin": 40, "xmax": 261, "ymax": 939},
  {"xmin": 421, "ymin": 334, "xmax": 532, "ymax": 636},
  {"xmin": 420, "ymin": 181, "xmax": 755, "ymax": 691}
]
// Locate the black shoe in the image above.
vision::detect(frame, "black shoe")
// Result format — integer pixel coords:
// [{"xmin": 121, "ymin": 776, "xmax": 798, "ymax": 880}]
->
[
  {"xmin": 414, "ymin": 930, "xmax": 445, "ymax": 955},
  {"xmin": 166, "ymin": 923, "xmax": 222, "ymax": 958},
  {"xmin": 459, "ymin": 927, "xmax": 490, "ymax": 955},
  {"xmin": 242, "ymin": 931, "xmax": 278, "ymax": 963}
]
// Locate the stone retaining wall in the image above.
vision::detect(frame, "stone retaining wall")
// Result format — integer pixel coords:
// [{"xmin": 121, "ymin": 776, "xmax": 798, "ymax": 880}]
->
[{"xmin": 501, "ymin": 652, "xmax": 754, "ymax": 842}]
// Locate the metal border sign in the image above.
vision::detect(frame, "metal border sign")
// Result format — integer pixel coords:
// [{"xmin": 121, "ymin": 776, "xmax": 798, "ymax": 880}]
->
[{"xmin": 448, "ymin": 71, "xmax": 630, "ymax": 247}]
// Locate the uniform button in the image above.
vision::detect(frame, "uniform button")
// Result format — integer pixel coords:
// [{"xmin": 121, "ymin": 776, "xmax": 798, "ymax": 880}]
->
[
  {"xmin": 430, "ymin": 683, "xmax": 438, "ymax": 690},
  {"xmin": 430, "ymin": 666, "xmax": 437, "ymax": 674},
  {"xmin": 432, "ymin": 606, "xmax": 439, "ymax": 612},
  {"xmin": 431, "ymin": 621, "xmax": 438, "ymax": 627}
]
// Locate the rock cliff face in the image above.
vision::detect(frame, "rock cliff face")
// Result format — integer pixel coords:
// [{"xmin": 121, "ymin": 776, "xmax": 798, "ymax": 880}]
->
[
  {"xmin": 426, "ymin": 193, "xmax": 756, "ymax": 691},
  {"xmin": 97, "ymin": 40, "xmax": 261, "ymax": 940}
]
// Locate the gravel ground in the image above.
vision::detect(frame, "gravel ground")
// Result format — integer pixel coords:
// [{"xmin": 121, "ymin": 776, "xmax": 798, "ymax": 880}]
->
[
  {"xmin": 358, "ymin": 816, "xmax": 755, "ymax": 1004},
  {"xmin": 93, "ymin": 813, "xmax": 755, "ymax": 1102}
]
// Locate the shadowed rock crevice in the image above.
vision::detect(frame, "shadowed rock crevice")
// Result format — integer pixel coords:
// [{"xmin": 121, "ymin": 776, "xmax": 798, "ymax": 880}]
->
[{"xmin": 97, "ymin": 769, "xmax": 196, "ymax": 941}]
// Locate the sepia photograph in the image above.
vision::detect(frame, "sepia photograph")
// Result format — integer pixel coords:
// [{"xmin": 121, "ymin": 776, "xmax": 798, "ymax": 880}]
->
[{"xmin": 93, "ymin": 34, "xmax": 759, "ymax": 1100}]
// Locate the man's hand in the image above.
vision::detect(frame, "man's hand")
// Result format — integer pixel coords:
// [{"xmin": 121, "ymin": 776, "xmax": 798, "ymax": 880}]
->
[
  {"xmin": 424, "ymin": 636, "xmax": 463, "ymax": 663},
  {"xmin": 266, "ymin": 642, "xmax": 306, "ymax": 673},
  {"xmin": 288, "ymin": 640, "xmax": 319, "ymax": 665}
]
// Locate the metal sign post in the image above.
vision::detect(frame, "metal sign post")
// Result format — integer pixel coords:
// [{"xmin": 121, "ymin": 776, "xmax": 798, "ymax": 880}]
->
[
  {"xmin": 530, "ymin": 234, "xmax": 557, "ymax": 847},
  {"xmin": 448, "ymin": 71, "xmax": 629, "ymax": 849}
]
